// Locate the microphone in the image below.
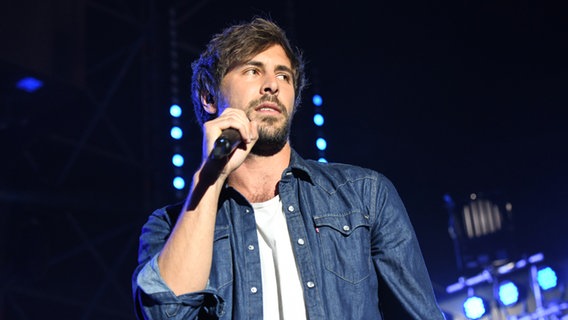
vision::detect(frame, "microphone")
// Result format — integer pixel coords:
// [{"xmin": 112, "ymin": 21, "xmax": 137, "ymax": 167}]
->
[{"xmin": 210, "ymin": 128, "xmax": 242, "ymax": 160}]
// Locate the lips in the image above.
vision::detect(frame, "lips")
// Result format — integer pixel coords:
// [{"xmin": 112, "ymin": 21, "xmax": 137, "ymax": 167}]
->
[{"xmin": 254, "ymin": 102, "xmax": 281, "ymax": 113}]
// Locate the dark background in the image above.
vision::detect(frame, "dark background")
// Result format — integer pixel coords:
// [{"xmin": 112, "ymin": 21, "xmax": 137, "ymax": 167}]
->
[{"xmin": 1, "ymin": 0, "xmax": 567, "ymax": 318}]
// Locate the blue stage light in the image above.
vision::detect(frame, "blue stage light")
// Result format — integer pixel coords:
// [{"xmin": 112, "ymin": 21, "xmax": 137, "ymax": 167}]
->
[
  {"xmin": 313, "ymin": 113, "xmax": 324, "ymax": 126},
  {"xmin": 170, "ymin": 126, "xmax": 183, "ymax": 140},
  {"xmin": 316, "ymin": 138, "xmax": 327, "ymax": 151},
  {"xmin": 498, "ymin": 281, "xmax": 519, "ymax": 306},
  {"xmin": 318, "ymin": 158, "xmax": 327, "ymax": 163},
  {"xmin": 173, "ymin": 176, "xmax": 185, "ymax": 190},
  {"xmin": 463, "ymin": 296, "xmax": 487, "ymax": 319},
  {"xmin": 312, "ymin": 94, "xmax": 323, "ymax": 107},
  {"xmin": 537, "ymin": 267, "xmax": 558, "ymax": 290},
  {"xmin": 16, "ymin": 76, "xmax": 43, "ymax": 92},
  {"xmin": 170, "ymin": 104, "xmax": 182, "ymax": 117},
  {"xmin": 172, "ymin": 154, "xmax": 184, "ymax": 167}
]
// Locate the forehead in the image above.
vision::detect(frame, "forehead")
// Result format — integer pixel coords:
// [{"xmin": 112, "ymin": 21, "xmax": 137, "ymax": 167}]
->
[{"xmin": 240, "ymin": 45, "xmax": 292, "ymax": 68}]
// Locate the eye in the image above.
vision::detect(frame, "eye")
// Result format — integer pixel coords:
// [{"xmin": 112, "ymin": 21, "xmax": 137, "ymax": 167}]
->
[
  {"xmin": 244, "ymin": 68, "xmax": 260, "ymax": 76},
  {"xmin": 276, "ymin": 73, "xmax": 292, "ymax": 82}
]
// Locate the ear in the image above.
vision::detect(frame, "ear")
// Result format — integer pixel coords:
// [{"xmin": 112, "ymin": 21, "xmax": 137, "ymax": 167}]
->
[{"xmin": 200, "ymin": 92, "xmax": 217, "ymax": 115}]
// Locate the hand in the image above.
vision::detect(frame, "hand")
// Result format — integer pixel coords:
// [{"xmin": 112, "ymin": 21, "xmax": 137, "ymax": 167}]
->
[{"xmin": 202, "ymin": 108, "xmax": 258, "ymax": 178}]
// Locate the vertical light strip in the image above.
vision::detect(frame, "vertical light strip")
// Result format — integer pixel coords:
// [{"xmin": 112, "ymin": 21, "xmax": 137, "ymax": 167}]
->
[
  {"xmin": 169, "ymin": 7, "xmax": 185, "ymax": 197},
  {"xmin": 312, "ymin": 94, "xmax": 327, "ymax": 163}
]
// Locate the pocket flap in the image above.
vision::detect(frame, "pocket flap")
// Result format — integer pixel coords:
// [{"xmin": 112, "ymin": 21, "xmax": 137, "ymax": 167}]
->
[{"xmin": 314, "ymin": 211, "xmax": 370, "ymax": 236}]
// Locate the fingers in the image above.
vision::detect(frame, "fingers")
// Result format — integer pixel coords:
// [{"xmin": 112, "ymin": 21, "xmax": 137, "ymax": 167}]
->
[
  {"xmin": 202, "ymin": 109, "xmax": 258, "ymax": 163},
  {"xmin": 204, "ymin": 109, "xmax": 249, "ymax": 142}
]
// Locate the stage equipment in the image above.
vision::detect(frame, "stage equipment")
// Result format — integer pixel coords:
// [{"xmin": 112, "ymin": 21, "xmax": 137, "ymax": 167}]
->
[{"xmin": 442, "ymin": 253, "xmax": 567, "ymax": 319}]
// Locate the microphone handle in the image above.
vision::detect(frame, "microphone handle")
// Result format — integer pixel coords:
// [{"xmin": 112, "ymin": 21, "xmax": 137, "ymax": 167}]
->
[{"xmin": 210, "ymin": 128, "xmax": 241, "ymax": 160}]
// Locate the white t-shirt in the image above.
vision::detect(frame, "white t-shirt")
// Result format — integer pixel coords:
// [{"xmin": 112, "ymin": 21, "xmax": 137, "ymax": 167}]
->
[{"xmin": 252, "ymin": 196, "xmax": 307, "ymax": 320}]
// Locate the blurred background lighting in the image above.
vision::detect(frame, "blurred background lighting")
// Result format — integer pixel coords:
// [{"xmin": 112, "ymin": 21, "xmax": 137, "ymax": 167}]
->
[
  {"xmin": 170, "ymin": 104, "xmax": 182, "ymax": 117},
  {"xmin": 537, "ymin": 267, "xmax": 558, "ymax": 290},
  {"xmin": 313, "ymin": 113, "xmax": 324, "ymax": 126},
  {"xmin": 173, "ymin": 176, "xmax": 185, "ymax": 190},
  {"xmin": 172, "ymin": 154, "xmax": 184, "ymax": 167},
  {"xmin": 318, "ymin": 157, "xmax": 327, "ymax": 163},
  {"xmin": 312, "ymin": 94, "xmax": 323, "ymax": 106},
  {"xmin": 316, "ymin": 137, "xmax": 327, "ymax": 151},
  {"xmin": 463, "ymin": 295, "xmax": 488, "ymax": 319},
  {"xmin": 498, "ymin": 281, "xmax": 520, "ymax": 306},
  {"xmin": 170, "ymin": 126, "xmax": 183, "ymax": 139},
  {"xmin": 16, "ymin": 76, "xmax": 43, "ymax": 92}
]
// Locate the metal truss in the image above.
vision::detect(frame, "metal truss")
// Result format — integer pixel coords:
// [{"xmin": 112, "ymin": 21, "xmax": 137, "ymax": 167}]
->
[
  {"xmin": 0, "ymin": 1, "xmax": 301, "ymax": 318},
  {"xmin": 1, "ymin": 0, "xmax": 175, "ymax": 318}
]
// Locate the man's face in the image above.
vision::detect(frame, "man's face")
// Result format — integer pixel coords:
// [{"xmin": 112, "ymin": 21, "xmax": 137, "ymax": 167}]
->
[{"xmin": 218, "ymin": 45, "xmax": 296, "ymax": 155}]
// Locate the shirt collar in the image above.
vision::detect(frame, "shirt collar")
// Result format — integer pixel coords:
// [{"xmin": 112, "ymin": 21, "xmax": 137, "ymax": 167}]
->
[{"xmin": 283, "ymin": 148, "xmax": 315, "ymax": 184}]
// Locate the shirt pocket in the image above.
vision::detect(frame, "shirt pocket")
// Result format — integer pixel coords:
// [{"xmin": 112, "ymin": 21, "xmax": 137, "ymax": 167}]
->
[
  {"xmin": 209, "ymin": 225, "xmax": 233, "ymax": 290},
  {"xmin": 314, "ymin": 211, "xmax": 371, "ymax": 284}
]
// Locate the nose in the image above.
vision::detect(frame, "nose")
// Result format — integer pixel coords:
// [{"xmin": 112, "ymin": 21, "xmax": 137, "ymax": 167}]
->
[{"xmin": 261, "ymin": 75, "xmax": 278, "ymax": 95}]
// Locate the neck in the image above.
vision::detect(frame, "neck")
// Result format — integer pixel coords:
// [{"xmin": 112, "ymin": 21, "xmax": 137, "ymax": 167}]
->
[{"xmin": 227, "ymin": 144, "xmax": 291, "ymax": 203}]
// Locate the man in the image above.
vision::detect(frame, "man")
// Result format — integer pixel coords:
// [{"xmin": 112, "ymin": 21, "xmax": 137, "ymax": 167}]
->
[{"xmin": 132, "ymin": 17, "xmax": 445, "ymax": 319}]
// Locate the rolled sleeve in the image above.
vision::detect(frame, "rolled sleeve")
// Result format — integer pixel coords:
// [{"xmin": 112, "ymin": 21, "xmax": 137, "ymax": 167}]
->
[{"xmin": 132, "ymin": 207, "xmax": 225, "ymax": 319}]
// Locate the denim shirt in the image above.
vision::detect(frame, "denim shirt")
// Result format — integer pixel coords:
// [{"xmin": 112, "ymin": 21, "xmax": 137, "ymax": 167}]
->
[{"xmin": 132, "ymin": 150, "xmax": 445, "ymax": 319}]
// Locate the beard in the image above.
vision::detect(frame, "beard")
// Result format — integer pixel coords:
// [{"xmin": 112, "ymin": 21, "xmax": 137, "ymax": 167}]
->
[{"xmin": 245, "ymin": 95, "xmax": 293, "ymax": 157}]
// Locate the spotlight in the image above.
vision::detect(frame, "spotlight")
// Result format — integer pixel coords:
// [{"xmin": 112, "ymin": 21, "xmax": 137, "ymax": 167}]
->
[
  {"xmin": 316, "ymin": 138, "xmax": 327, "ymax": 151},
  {"xmin": 170, "ymin": 104, "xmax": 182, "ymax": 117},
  {"xmin": 313, "ymin": 113, "xmax": 324, "ymax": 126},
  {"xmin": 16, "ymin": 76, "xmax": 43, "ymax": 92},
  {"xmin": 172, "ymin": 154, "xmax": 184, "ymax": 167},
  {"xmin": 537, "ymin": 267, "xmax": 558, "ymax": 290},
  {"xmin": 498, "ymin": 281, "xmax": 520, "ymax": 306},
  {"xmin": 170, "ymin": 126, "xmax": 183, "ymax": 139},
  {"xmin": 463, "ymin": 295, "xmax": 489, "ymax": 319},
  {"xmin": 312, "ymin": 94, "xmax": 323, "ymax": 106},
  {"xmin": 173, "ymin": 176, "xmax": 185, "ymax": 190}
]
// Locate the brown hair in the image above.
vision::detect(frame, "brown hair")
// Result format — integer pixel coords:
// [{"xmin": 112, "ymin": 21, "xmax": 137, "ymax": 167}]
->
[{"xmin": 191, "ymin": 17, "xmax": 306, "ymax": 126}]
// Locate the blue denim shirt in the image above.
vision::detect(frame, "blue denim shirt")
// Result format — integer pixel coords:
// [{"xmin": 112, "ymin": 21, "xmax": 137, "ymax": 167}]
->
[{"xmin": 132, "ymin": 150, "xmax": 445, "ymax": 319}]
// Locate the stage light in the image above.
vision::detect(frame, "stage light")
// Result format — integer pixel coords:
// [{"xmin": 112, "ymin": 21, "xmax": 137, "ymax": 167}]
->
[
  {"xmin": 170, "ymin": 104, "xmax": 182, "ymax": 117},
  {"xmin": 170, "ymin": 126, "xmax": 183, "ymax": 139},
  {"xmin": 498, "ymin": 281, "xmax": 520, "ymax": 306},
  {"xmin": 318, "ymin": 158, "xmax": 327, "ymax": 163},
  {"xmin": 173, "ymin": 176, "xmax": 185, "ymax": 190},
  {"xmin": 316, "ymin": 138, "xmax": 327, "ymax": 151},
  {"xmin": 537, "ymin": 267, "xmax": 558, "ymax": 290},
  {"xmin": 172, "ymin": 154, "xmax": 184, "ymax": 167},
  {"xmin": 463, "ymin": 295, "xmax": 488, "ymax": 319},
  {"xmin": 16, "ymin": 76, "xmax": 43, "ymax": 92},
  {"xmin": 313, "ymin": 113, "xmax": 324, "ymax": 126},
  {"xmin": 312, "ymin": 94, "xmax": 323, "ymax": 106}
]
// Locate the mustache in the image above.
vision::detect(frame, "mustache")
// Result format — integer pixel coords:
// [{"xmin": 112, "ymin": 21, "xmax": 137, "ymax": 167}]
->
[{"xmin": 246, "ymin": 94, "xmax": 287, "ymax": 114}]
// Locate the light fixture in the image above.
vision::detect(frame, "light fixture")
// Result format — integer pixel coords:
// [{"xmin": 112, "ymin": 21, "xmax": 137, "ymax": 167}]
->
[
  {"xmin": 16, "ymin": 76, "xmax": 43, "ymax": 92},
  {"xmin": 170, "ymin": 126, "xmax": 183, "ymax": 140},
  {"xmin": 498, "ymin": 281, "xmax": 520, "ymax": 307},
  {"xmin": 312, "ymin": 92, "xmax": 327, "ymax": 161},
  {"xmin": 463, "ymin": 295, "xmax": 489, "ymax": 319},
  {"xmin": 313, "ymin": 113, "xmax": 324, "ymax": 126},
  {"xmin": 312, "ymin": 94, "xmax": 323, "ymax": 106},
  {"xmin": 173, "ymin": 176, "xmax": 185, "ymax": 190},
  {"xmin": 463, "ymin": 287, "xmax": 490, "ymax": 320},
  {"xmin": 316, "ymin": 138, "xmax": 327, "ymax": 151},
  {"xmin": 537, "ymin": 267, "xmax": 558, "ymax": 291}
]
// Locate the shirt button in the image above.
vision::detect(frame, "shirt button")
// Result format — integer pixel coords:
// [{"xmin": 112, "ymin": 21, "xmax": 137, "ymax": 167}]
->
[
  {"xmin": 250, "ymin": 287, "xmax": 258, "ymax": 294},
  {"xmin": 288, "ymin": 205, "xmax": 295, "ymax": 212},
  {"xmin": 297, "ymin": 238, "xmax": 305, "ymax": 245},
  {"xmin": 245, "ymin": 209, "xmax": 250, "ymax": 213},
  {"xmin": 307, "ymin": 281, "xmax": 315, "ymax": 288},
  {"xmin": 248, "ymin": 245, "xmax": 255, "ymax": 251},
  {"xmin": 343, "ymin": 225, "xmax": 350, "ymax": 231}
]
